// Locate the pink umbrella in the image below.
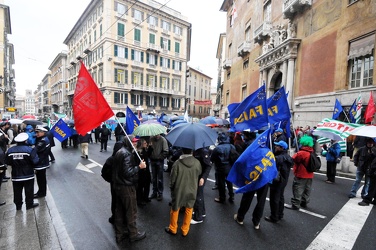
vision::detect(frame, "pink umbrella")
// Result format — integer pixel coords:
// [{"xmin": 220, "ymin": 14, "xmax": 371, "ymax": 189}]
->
[{"xmin": 22, "ymin": 114, "xmax": 37, "ymax": 120}]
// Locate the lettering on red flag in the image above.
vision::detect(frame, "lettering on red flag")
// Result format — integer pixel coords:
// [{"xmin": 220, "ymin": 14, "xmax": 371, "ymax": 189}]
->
[{"xmin": 73, "ymin": 61, "xmax": 114, "ymax": 135}]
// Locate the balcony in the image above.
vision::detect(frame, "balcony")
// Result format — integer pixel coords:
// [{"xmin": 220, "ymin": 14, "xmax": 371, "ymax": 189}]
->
[
  {"xmin": 223, "ymin": 59, "xmax": 232, "ymax": 69},
  {"xmin": 283, "ymin": 0, "xmax": 312, "ymax": 19},
  {"xmin": 237, "ymin": 41, "xmax": 252, "ymax": 57},
  {"xmin": 146, "ymin": 43, "xmax": 160, "ymax": 53},
  {"xmin": 253, "ymin": 21, "xmax": 273, "ymax": 44},
  {"xmin": 162, "ymin": 29, "xmax": 170, "ymax": 36},
  {"xmin": 148, "ymin": 24, "xmax": 157, "ymax": 32}
]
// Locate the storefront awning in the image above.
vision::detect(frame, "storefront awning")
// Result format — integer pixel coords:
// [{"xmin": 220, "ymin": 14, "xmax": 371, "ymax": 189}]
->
[{"xmin": 348, "ymin": 34, "xmax": 375, "ymax": 60}]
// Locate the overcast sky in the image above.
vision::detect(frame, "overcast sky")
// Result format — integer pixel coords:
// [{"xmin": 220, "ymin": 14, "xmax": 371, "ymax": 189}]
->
[{"xmin": 4, "ymin": 0, "xmax": 226, "ymax": 96}]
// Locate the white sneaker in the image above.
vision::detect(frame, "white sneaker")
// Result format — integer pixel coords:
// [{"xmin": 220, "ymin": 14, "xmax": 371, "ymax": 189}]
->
[
  {"xmin": 190, "ymin": 219, "xmax": 203, "ymax": 225},
  {"xmin": 234, "ymin": 214, "xmax": 243, "ymax": 225},
  {"xmin": 254, "ymin": 223, "xmax": 260, "ymax": 230}
]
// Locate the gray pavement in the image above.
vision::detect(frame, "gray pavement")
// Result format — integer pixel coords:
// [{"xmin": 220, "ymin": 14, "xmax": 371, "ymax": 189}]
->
[{"xmin": 0, "ymin": 156, "xmax": 357, "ymax": 250}]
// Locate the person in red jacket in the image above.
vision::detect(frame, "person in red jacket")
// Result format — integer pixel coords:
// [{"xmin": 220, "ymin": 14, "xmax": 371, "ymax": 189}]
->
[{"xmin": 285, "ymin": 135, "xmax": 315, "ymax": 210}]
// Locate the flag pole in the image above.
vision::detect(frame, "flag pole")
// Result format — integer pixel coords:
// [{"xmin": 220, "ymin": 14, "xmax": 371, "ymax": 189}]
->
[{"xmin": 113, "ymin": 116, "xmax": 142, "ymax": 161}]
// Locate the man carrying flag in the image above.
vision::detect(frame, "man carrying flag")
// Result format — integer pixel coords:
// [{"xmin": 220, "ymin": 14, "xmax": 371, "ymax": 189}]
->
[
  {"xmin": 228, "ymin": 129, "xmax": 277, "ymax": 230},
  {"xmin": 332, "ymin": 99, "xmax": 343, "ymax": 120}
]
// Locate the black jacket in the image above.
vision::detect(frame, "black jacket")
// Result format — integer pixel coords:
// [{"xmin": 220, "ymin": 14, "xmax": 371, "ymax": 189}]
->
[
  {"xmin": 354, "ymin": 146, "xmax": 375, "ymax": 173},
  {"xmin": 112, "ymin": 147, "xmax": 139, "ymax": 186},
  {"xmin": 273, "ymin": 150, "xmax": 293, "ymax": 183},
  {"xmin": 6, "ymin": 143, "xmax": 39, "ymax": 181},
  {"xmin": 35, "ymin": 136, "xmax": 51, "ymax": 170},
  {"xmin": 194, "ymin": 147, "xmax": 212, "ymax": 180}
]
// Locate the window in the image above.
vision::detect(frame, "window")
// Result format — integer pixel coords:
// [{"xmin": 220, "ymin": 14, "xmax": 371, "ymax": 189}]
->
[
  {"xmin": 149, "ymin": 15, "xmax": 157, "ymax": 26},
  {"xmin": 172, "ymin": 60, "xmax": 181, "ymax": 71},
  {"xmin": 100, "ymin": 24, "xmax": 102, "ymax": 37},
  {"xmin": 131, "ymin": 49, "xmax": 144, "ymax": 62},
  {"xmin": 245, "ymin": 24, "xmax": 251, "ymax": 42},
  {"xmin": 131, "ymin": 94, "xmax": 143, "ymax": 105},
  {"xmin": 147, "ymin": 74, "xmax": 156, "ymax": 87},
  {"xmin": 174, "ymin": 25, "xmax": 182, "ymax": 35},
  {"xmin": 114, "ymin": 92, "xmax": 128, "ymax": 104},
  {"xmin": 348, "ymin": 34, "xmax": 375, "ymax": 88},
  {"xmin": 172, "ymin": 98, "xmax": 180, "ymax": 108},
  {"xmin": 132, "ymin": 72, "xmax": 143, "ymax": 85},
  {"xmin": 149, "ymin": 33, "xmax": 155, "ymax": 44},
  {"xmin": 160, "ymin": 96, "xmax": 169, "ymax": 107},
  {"xmin": 199, "ymin": 107, "xmax": 203, "ymax": 113},
  {"xmin": 263, "ymin": 1, "xmax": 271, "ymax": 22},
  {"xmin": 162, "ymin": 20, "xmax": 170, "ymax": 31},
  {"xmin": 243, "ymin": 59, "xmax": 249, "ymax": 69},
  {"xmin": 175, "ymin": 42, "xmax": 180, "ymax": 53},
  {"xmin": 98, "ymin": 67, "xmax": 103, "ymax": 83},
  {"xmin": 134, "ymin": 28, "xmax": 141, "ymax": 42},
  {"xmin": 160, "ymin": 77, "xmax": 168, "ymax": 89},
  {"xmin": 133, "ymin": 9, "xmax": 142, "ymax": 21},
  {"xmin": 146, "ymin": 95, "xmax": 156, "ymax": 107},
  {"xmin": 115, "ymin": 68, "xmax": 127, "ymax": 84},
  {"xmin": 114, "ymin": 45, "xmax": 128, "ymax": 59},
  {"xmin": 117, "ymin": 23, "xmax": 125, "ymax": 39},
  {"xmin": 94, "ymin": 30, "xmax": 97, "ymax": 42},
  {"xmin": 172, "ymin": 79, "xmax": 181, "ymax": 91},
  {"xmin": 161, "ymin": 57, "xmax": 170, "ymax": 68},
  {"xmin": 242, "ymin": 85, "xmax": 247, "ymax": 100},
  {"xmin": 161, "ymin": 37, "xmax": 171, "ymax": 50}
]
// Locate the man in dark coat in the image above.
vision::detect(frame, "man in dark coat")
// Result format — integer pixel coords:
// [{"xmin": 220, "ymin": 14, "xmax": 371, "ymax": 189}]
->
[
  {"xmin": 99, "ymin": 124, "xmax": 110, "ymax": 152},
  {"xmin": 34, "ymin": 125, "xmax": 51, "ymax": 198},
  {"xmin": 348, "ymin": 138, "xmax": 375, "ymax": 198},
  {"xmin": 78, "ymin": 133, "xmax": 91, "ymax": 159},
  {"xmin": 44, "ymin": 126, "xmax": 56, "ymax": 163},
  {"xmin": 165, "ymin": 148, "xmax": 202, "ymax": 237},
  {"xmin": 359, "ymin": 146, "xmax": 376, "ymax": 206},
  {"xmin": 191, "ymin": 147, "xmax": 212, "ymax": 224},
  {"xmin": 5, "ymin": 132, "xmax": 39, "ymax": 210},
  {"xmin": 210, "ymin": 133, "xmax": 235, "ymax": 203},
  {"xmin": 112, "ymin": 136, "xmax": 147, "ymax": 243},
  {"xmin": 265, "ymin": 141, "xmax": 293, "ymax": 223}
]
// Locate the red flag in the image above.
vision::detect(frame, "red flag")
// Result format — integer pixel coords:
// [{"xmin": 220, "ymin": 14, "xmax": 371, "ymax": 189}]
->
[
  {"xmin": 365, "ymin": 91, "xmax": 375, "ymax": 124},
  {"xmin": 73, "ymin": 61, "xmax": 114, "ymax": 135}
]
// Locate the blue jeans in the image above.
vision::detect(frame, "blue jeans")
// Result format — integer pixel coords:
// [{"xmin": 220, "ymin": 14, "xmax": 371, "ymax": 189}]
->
[
  {"xmin": 150, "ymin": 160, "xmax": 164, "ymax": 195},
  {"xmin": 350, "ymin": 168, "xmax": 369, "ymax": 197}
]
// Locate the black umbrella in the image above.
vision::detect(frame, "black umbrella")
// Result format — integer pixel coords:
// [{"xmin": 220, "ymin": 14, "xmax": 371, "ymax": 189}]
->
[
  {"xmin": 22, "ymin": 119, "xmax": 44, "ymax": 127},
  {"xmin": 165, "ymin": 123, "xmax": 218, "ymax": 150}
]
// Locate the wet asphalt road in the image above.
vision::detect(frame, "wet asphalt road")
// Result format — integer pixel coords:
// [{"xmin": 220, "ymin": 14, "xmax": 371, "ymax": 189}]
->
[{"xmin": 46, "ymin": 139, "xmax": 376, "ymax": 250}]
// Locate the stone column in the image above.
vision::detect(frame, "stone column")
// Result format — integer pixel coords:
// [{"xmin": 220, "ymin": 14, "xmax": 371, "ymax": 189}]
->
[
  {"xmin": 286, "ymin": 58, "xmax": 295, "ymax": 107},
  {"xmin": 282, "ymin": 60, "xmax": 288, "ymax": 87}
]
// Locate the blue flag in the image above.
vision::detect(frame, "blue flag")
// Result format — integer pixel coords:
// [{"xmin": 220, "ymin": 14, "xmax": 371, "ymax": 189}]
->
[
  {"xmin": 228, "ymin": 85, "xmax": 268, "ymax": 132},
  {"xmin": 349, "ymin": 99, "xmax": 357, "ymax": 123},
  {"xmin": 125, "ymin": 106, "xmax": 140, "ymax": 134},
  {"xmin": 51, "ymin": 118, "xmax": 72, "ymax": 142},
  {"xmin": 266, "ymin": 86, "xmax": 291, "ymax": 125},
  {"xmin": 158, "ymin": 113, "xmax": 165, "ymax": 124},
  {"xmin": 227, "ymin": 129, "xmax": 277, "ymax": 193},
  {"xmin": 332, "ymin": 99, "xmax": 343, "ymax": 120}
]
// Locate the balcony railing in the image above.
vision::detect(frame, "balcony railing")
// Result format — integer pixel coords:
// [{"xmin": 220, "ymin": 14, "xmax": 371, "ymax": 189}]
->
[
  {"xmin": 146, "ymin": 43, "xmax": 160, "ymax": 53},
  {"xmin": 253, "ymin": 21, "xmax": 273, "ymax": 44},
  {"xmin": 283, "ymin": 0, "xmax": 312, "ymax": 19},
  {"xmin": 131, "ymin": 84, "xmax": 184, "ymax": 95},
  {"xmin": 237, "ymin": 41, "xmax": 252, "ymax": 57}
]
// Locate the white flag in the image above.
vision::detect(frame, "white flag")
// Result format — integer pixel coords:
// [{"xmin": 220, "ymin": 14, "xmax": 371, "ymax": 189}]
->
[{"xmin": 184, "ymin": 110, "xmax": 189, "ymax": 122}]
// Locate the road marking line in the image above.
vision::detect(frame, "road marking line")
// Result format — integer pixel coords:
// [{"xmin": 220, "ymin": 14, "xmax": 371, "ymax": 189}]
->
[
  {"xmin": 76, "ymin": 162, "xmax": 94, "ymax": 173},
  {"xmin": 85, "ymin": 163, "xmax": 98, "ymax": 169},
  {"xmin": 307, "ymin": 186, "xmax": 373, "ymax": 250},
  {"xmin": 88, "ymin": 159, "xmax": 103, "ymax": 168},
  {"xmin": 207, "ymin": 177, "xmax": 327, "ymax": 219}
]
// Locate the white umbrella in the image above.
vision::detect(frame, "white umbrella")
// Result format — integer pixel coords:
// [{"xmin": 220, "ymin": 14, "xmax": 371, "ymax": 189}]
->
[
  {"xmin": 312, "ymin": 130, "xmax": 344, "ymax": 141},
  {"xmin": 9, "ymin": 118, "xmax": 23, "ymax": 124},
  {"xmin": 349, "ymin": 125, "xmax": 376, "ymax": 138}
]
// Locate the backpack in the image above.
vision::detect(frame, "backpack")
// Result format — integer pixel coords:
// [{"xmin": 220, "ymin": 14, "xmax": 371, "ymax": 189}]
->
[{"xmin": 306, "ymin": 152, "xmax": 321, "ymax": 172}]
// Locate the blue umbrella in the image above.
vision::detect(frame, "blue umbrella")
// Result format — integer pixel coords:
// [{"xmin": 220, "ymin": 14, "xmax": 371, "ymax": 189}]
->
[
  {"xmin": 199, "ymin": 116, "xmax": 216, "ymax": 125},
  {"xmin": 171, "ymin": 120, "xmax": 187, "ymax": 127},
  {"xmin": 165, "ymin": 123, "xmax": 218, "ymax": 150}
]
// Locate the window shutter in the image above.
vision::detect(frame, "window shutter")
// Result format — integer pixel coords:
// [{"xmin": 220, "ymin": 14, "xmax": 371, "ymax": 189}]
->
[
  {"xmin": 141, "ymin": 52, "xmax": 144, "ymax": 62},
  {"xmin": 114, "ymin": 45, "xmax": 118, "ymax": 56},
  {"xmin": 160, "ymin": 56, "xmax": 163, "ymax": 66},
  {"xmin": 146, "ymin": 53, "xmax": 149, "ymax": 64},
  {"xmin": 179, "ymin": 80, "xmax": 181, "ymax": 91},
  {"xmin": 154, "ymin": 55, "xmax": 158, "ymax": 64},
  {"xmin": 159, "ymin": 96, "xmax": 163, "ymax": 106},
  {"xmin": 125, "ymin": 47, "xmax": 128, "ymax": 59},
  {"xmin": 168, "ymin": 40, "xmax": 171, "ymax": 50},
  {"xmin": 168, "ymin": 59, "xmax": 170, "ymax": 68},
  {"xmin": 125, "ymin": 70, "xmax": 128, "ymax": 84},
  {"xmin": 131, "ymin": 49, "xmax": 134, "ymax": 60},
  {"xmin": 141, "ymin": 12, "xmax": 144, "ymax": 21},
  {"xmin": 178, "ymin": 99, "xmax": 180, "ymax": 108},
  {"xmin": 155, "ymin": 17, "xmax": 158, "ymax": 26},
  {"xmin": 131, "ymin": 94, "xmax": 135, "ymax": 104},
  {"xmin": 140, "ymin": 94, "xmax": 144, "ymax": 105},
  {"xmin": 172, "ymin": 60, "xmax": 175, "ymax": 69},
  {"xmin": 160, "ymin": 76, "xmax": 162, "ymax": 88},
  {"xmin": 131, "ymin": 9, "xmax": 135, "ymax": 17},
  {"xmin": 141, "ymin": 73, "xmax": 144, "ymax": 85},
  {"xmin": 160, "ymin": 37, "xmax": 163, "ymax": 47},
  {"xmin": 114, "ymin": 69, "xmax": 118, "ymax": 82},
  {"xmin": 154, "ymin": 97, "xmax": 157, "ymax": 106},
  {"xmin": 146, "ymin": 95, "xmax": 150, "ymax": 106},
  {"xmin": 114, "ymin": 92, "xmax": 119, "ymax": 103},
  {"xmin": 167, "ymin": 78, "xmax": 170, "ymax": 89},
  {"xmin": 125, "ymin": 93, "xmax": 128, "ymax": 104},
  {"xmin": 167, "ymin": 98, "xmax": 170, "ymax": 107},
  {"xmin": 131, "ymin": 72, "xmax": 134, "ymax": 84}
]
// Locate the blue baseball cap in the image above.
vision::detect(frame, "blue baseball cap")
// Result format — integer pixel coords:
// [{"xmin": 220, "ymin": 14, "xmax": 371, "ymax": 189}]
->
[
  {"xmin": 274, "ymin": 141, "xmax": 288, "ymax": 149},
  {"xmin": 275, "ymin": 128, "xmax": 283, "ymax": 133}
]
